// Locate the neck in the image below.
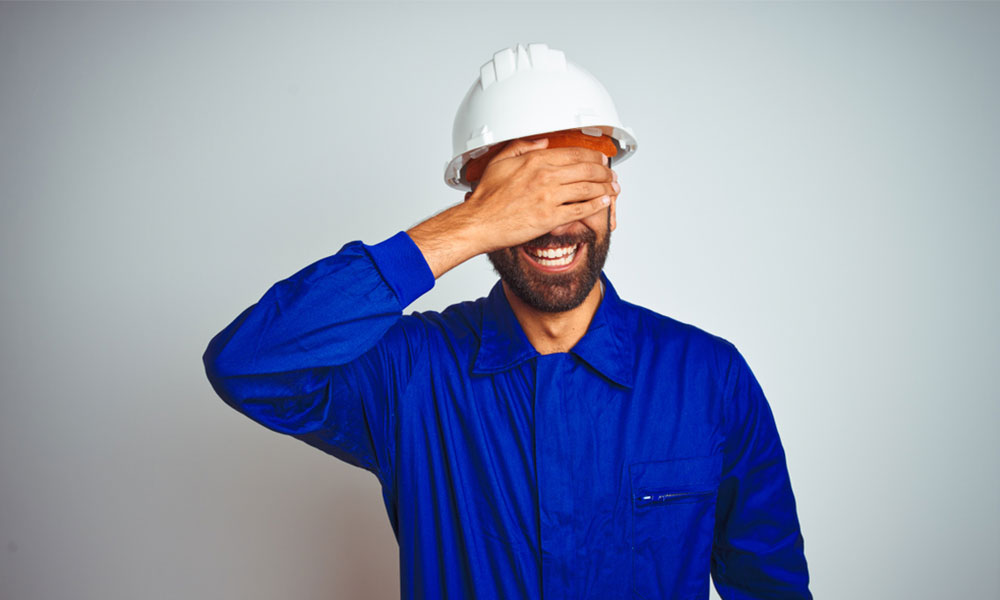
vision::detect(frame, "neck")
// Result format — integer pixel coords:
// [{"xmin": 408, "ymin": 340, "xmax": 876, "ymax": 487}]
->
[{"xmin": 502, "ymin": 278, "xmax": 604, "ymax": 355}]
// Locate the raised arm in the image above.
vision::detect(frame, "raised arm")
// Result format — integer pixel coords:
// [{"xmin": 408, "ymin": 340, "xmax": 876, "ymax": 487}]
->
[
  {"xmin": 203, "ymin": 137, "xmax": 618, "ymax": 484},
  {"xmin": 202, "ymin": 232, "xmax": 434, "ymax": 482}
]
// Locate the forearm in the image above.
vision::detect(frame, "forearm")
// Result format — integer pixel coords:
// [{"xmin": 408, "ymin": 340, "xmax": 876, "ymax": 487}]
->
[{"xmin": 406, "ymin": 201, "xmax": 486, "ymax": 279}]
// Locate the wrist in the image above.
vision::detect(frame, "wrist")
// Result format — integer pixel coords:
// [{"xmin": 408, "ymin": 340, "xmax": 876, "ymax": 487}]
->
[
  {"xmin": 445, "ymin": 201, "xmax": 489, "ymax": 258},
  {"xmin": 406, "ymin": 202, "xmax": 485, "ymax": 279}
]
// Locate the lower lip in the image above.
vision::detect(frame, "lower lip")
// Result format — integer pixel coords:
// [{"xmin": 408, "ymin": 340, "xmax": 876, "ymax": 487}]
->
[{"xmin": 520, "ymin": 244, "xmax": 585, "ymax": 273}]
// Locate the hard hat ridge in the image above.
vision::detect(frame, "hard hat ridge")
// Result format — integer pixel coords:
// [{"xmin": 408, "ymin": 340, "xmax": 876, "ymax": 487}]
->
[{"xmin": 479, "ymin": 43, "xmax": 566, "ymax": 90}]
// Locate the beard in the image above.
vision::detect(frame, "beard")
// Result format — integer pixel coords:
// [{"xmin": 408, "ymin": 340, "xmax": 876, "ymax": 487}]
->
[{"xmin": 487, "ymin": 211, "xmax": 611, "ymax": 313}]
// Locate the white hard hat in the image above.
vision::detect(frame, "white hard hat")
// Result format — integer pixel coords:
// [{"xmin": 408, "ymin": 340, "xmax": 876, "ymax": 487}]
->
[{"xmin": 444, "ymin": 42, "xmax": 638, "ymax": 191}]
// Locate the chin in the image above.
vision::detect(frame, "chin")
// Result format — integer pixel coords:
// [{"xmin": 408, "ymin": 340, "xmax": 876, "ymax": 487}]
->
[{"xmin": 488, "ymin": 229, "xmax": 610, "ymax": 313}]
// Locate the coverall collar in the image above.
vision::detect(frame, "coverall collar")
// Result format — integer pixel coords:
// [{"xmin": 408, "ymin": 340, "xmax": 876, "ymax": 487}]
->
[{"xmin": 472, "ymin": 272, "xmax": 635, "ymax": 389}]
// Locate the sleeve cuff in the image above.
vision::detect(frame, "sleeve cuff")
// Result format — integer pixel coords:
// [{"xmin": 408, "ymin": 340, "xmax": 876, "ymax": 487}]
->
[{"xmin": 363, "ymin": 231, "xmax": 436, "ymax": 308}]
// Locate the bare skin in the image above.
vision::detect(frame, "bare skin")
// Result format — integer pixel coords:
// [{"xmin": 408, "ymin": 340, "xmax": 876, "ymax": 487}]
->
[{"xmin": 407, "ymin": 137, "xmax": 621, "ymax": 354}]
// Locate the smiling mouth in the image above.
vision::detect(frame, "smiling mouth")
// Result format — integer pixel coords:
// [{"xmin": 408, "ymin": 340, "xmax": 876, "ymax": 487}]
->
[{"xmin": 521, "ymin": 243, "xmax": 583, "ymax": 270}]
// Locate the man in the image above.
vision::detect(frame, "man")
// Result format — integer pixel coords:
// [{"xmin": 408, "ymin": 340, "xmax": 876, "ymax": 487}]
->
[{"xmin": 203, "ymin": 43, "xmax": 811, "ymax": 599}]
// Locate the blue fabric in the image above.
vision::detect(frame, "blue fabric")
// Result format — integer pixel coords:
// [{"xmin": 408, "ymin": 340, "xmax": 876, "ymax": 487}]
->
[{"xmin": 203, "ymin": 232, "xmax": 812, "ymax": 600}]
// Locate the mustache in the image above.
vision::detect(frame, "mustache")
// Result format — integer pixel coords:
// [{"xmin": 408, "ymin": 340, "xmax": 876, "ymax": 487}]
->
[{"xmin": 520, "ymin": 229, "xmax": 596, "ymax": 249}]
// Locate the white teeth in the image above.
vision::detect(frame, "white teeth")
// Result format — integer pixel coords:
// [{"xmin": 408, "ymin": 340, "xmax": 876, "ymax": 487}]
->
[
  {"xmin": 530, "ymin": 244, "xmax": 577, "ymax": 259},
  {"xmin": 536, "ymin": 255, "xmax": 573, "ymax": 266},
  {"xmin": 528, "ymin": 244, "xmax": 579, "ymax": 267}
]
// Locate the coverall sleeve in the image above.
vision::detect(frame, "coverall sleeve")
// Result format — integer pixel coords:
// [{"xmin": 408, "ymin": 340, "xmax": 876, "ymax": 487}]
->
[
  {"xmin": 202, "ymin": 231, "xmax": 435, "ymax": 486},
  {"xmin": 711, "ymin": 347, "xmax": 812, "ymax": 599}
]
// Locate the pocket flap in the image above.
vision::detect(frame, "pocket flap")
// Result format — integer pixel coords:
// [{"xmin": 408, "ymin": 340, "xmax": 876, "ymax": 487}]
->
[{"xmin": 630, "ymin": 455, "xmax": 723, "ymax": 505}]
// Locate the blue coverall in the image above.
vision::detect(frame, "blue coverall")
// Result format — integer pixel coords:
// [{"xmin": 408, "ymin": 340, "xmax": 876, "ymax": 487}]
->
[{"xmin": 203, "ymin": 231, "xmax": 812, "ymax": 599}]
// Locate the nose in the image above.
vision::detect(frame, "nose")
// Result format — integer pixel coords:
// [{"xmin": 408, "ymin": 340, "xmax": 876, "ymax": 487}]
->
[{"xmin": 547, "ymin": 221, "xmax": 587, "ymax": 237}]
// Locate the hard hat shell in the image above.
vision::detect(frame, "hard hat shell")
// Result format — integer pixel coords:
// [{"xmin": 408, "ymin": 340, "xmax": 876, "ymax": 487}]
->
[{"xmin": 444, "ymin": 42, "xmax": 638, "ymax": 191}]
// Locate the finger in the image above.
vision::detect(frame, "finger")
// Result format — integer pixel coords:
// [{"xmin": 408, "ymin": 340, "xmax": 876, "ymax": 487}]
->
[
  {"xmin": 552, "ymin": 180, "xmax": 619, "ymax": 205},
  {"xmin": 609, "ymin": 191, "xmax": 618, "ymax": 232},
  {"xmin": 557, "ymin": 193, "xmax": 612, "ymax": 221},
  {"xmin": 546, "ymin": 162, "xmax": 614, "ymax": 186},
  {"xmin": 534, "ymin": 146, "xmax": 609, "ymax": 167}
]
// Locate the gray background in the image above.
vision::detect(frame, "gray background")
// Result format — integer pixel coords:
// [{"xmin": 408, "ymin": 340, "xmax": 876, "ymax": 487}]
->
[{"xmin": 1, "ymin": 2, "xmax": 998, "ymax": 599}]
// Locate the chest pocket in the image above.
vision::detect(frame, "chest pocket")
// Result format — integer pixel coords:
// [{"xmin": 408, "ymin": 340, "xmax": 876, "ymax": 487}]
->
[{"xmin": 630, "ymin": 454, "xmax": 722, "ymax": 600}]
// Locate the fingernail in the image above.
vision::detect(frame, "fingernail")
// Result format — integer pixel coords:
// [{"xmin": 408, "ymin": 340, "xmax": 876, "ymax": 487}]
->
[
  {"xmin": 612, "ymin": 182, "xmax": 620, "ymax": 193},
  {"xmin": 612, "ymin": 170, "xmax": 618, "ymax": 182},
  {"xmin": 603, "ymin": 155, "xmax": 609, "ymax": 165},
  {"xmin": 601, "ymin": 195, "xmax": 611, "ymax": 205}
]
